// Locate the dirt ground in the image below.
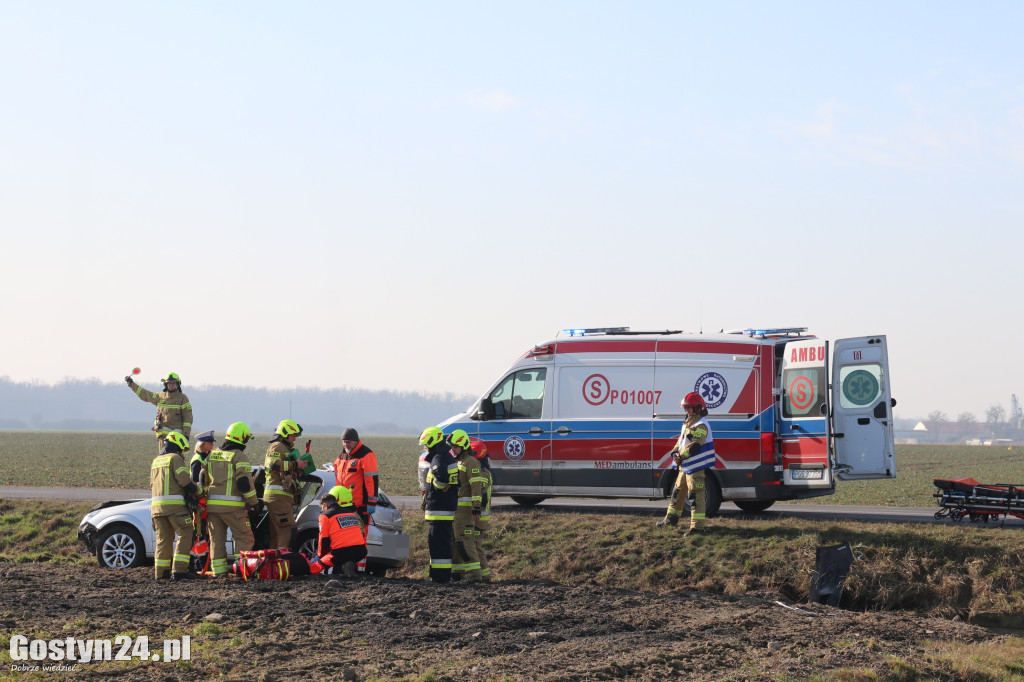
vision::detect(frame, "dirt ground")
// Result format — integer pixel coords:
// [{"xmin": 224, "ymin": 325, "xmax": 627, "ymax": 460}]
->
[{"xmin": 1, "ymin": 563, "xmax": 998, "ymax": 681}]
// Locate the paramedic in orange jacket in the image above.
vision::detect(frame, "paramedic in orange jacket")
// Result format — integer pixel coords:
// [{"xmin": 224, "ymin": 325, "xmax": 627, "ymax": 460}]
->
[
  {"xmin": 333, "ymin": 427, "xmax": 379, "ymax": 531},
  {"xmin": 316, "ymin": 485, "xmax": 366, "ymax": 577}
]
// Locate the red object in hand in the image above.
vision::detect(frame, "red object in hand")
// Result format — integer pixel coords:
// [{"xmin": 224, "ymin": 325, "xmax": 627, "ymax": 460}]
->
[{"xmin": 132, "ymin": 367, "xmax": 141, "ymax": 374}]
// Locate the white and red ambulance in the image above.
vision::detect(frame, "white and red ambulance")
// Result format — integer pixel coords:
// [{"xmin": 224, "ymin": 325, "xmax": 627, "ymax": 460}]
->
[{"xmin": 439, "ymin": 326, "xmax": 896, "ymax": 514}]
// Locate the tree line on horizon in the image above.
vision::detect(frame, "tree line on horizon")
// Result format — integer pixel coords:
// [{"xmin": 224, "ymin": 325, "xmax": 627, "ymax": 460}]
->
[{"xmin": 0, "ymin": 377, "xmax": 475, "ymax": 435}]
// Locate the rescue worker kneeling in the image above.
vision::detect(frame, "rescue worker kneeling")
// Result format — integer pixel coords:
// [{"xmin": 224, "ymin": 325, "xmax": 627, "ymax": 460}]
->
[
  {"xmin": 150, "ymin": 431, "xmax": 199, "ymax": 580},
  {"xmin": 315, "ymin": 485, "xmax": 366, "ymax": 577}
]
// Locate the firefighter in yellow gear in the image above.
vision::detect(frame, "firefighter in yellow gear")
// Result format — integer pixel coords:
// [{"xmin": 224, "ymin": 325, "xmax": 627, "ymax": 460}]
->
[
  {"xmin": 448, "ymin": 430, "xmax": 484, "ymax": 582},
  {"xmin": 470, "ymin": 440, "xmax": 494, "ymax": 582},
  {"xmin": 264, "ymin": 419, "xmax": 303, "ymax": 549},
  {"xmin": 150, "ymin": 432, "xmax": 199, "ymax": 580},
  {"xmin": 206, "ymin": 422, "xmax": 258, "ymax": 576},
  {"xmin": 125, "ymin": 371, "xmax": 193, "ymax": 453},
  {"xmin": 658, "ymin": 392, "xmax": 716, "ymax": 537}
]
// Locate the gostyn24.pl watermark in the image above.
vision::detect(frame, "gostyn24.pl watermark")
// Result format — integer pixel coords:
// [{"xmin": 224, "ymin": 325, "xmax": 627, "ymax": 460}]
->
[{"xmin": 9, "ymin": 635, "xmax": 191, "ymax": 668}]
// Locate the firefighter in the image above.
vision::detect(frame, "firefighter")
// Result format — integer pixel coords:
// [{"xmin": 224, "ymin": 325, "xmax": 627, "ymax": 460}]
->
[
  {"xmin": 448, "ymin": 429, "xmax": 483, "ymax": 582},
  {"xmin": 150, "ymin": 431, "xmax": 199, "ymax": 580},
  {"xmin": 419, "ymin": 426, "xmax": 459, "ymax": 583},
  {"xmin": 316, "ymin": 485, "xmax": 366, "ymax": 577},
  {"xmin": 333, "ymin": 428, "xmax": 379, "ymax": 532},
  {"xmin": 125, "ymin": 371, "xmax": 193, "ymax": 453},
  {"xmin": 206, "ymin": 422, "xmax": 258, "ymax": 576},
  {"xmin": 470, "ymin": 439, "xmax": 494, "ymax": 583},
  {"xmin": 264, "ymin": 419, "xmax": 303, "ymax": 550},
  {"xmin": 657, "ymin": 392, "xmax": 717, "ymax": 536}
]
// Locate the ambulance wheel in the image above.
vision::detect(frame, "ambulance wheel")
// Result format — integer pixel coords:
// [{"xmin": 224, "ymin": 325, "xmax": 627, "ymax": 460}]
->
[
  {"xmin": 511, "ymin": 496, "xmax": 546, "ymax": 507},
  {"xmin": 96, "ymin": 524, "xmax": 145, "ymax": 569},
  {"xmin": 734, "ymin": 500, "xmax": 775, "ymax": 513},
  {"xmin": 703, "ymin": 475, "xmax": 722, "ymax": 517},
  {"xmin": 295, "ymin": 529, "xmax": 319, "ymax": 560}
]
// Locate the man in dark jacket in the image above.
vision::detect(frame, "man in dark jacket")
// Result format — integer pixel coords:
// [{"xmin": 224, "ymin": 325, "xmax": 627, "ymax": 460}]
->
[{"xmin": 419, "ymin": 426, "xmax": 459, "ymax": 583}]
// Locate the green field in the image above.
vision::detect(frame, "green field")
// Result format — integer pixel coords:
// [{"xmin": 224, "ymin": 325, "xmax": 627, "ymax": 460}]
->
[{"xmin": 1, "ymin": 433, "xmax": 1022, "ymax": 508}]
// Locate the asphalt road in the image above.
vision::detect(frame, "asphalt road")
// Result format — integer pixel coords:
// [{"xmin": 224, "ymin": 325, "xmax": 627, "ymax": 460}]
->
[{"xmin": 6, "ymin": 485, "xmax": 1014, "ymax": 527}]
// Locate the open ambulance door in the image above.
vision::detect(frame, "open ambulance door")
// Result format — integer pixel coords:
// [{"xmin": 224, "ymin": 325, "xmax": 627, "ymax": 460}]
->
[{"xmin": 830, "ymin": 336, "xmax": 896, "ymax": 480}]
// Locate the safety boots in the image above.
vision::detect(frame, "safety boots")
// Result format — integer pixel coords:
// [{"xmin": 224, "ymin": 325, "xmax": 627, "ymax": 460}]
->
[
  {"xmin": 341, "ymin": 561, "xmax": 358, "ymax": 578},
  {"xmin": 656, "ymin": 514, "xmax": 679, "ymax": 528}
]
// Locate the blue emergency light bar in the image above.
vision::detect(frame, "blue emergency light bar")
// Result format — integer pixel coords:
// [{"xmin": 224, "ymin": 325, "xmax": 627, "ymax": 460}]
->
[
  {"xmin": 561, "ymin": 327, "xmax": 631, "ymax": 337},
  {"xmin": 741, "ymin": 327, "xmax": 808, "ymax": 338}
]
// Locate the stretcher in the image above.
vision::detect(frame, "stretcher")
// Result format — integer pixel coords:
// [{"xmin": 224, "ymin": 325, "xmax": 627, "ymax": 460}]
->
[{"xmin": 933, "ymin": 477, "xmax": 1024, "ymax": 525}]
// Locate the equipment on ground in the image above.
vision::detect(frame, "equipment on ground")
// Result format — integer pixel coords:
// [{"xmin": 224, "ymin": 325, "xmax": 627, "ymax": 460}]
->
[{"xmin": 933, "ymin": 478, "xmax": 1024, "ymax": 525}]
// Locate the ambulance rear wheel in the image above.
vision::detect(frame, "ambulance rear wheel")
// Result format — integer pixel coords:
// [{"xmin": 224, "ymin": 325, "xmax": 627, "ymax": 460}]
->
[
  {"xmin": 511, "ymin": 496, "xmax": 546, "ymax": 508},
  {"xmin": 734, "ymin": 500, "xmax": 775, "ymax": 513}
]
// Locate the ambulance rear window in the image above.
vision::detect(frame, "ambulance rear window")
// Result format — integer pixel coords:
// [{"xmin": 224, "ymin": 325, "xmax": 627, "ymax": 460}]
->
[{"xmin": 782, "ymin": 368, "xmax": 826, "ymax": 418}]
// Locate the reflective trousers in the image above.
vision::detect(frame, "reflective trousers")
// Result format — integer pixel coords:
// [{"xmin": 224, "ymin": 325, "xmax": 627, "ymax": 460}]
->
[
  {"xmin": 666, "ymin": 468, "xmax": 706, "ymax": 530},
  {"xmin": 153, "ymin": 512, "xmax": 193, "ymax": 579},
  {"xmin": 451, "ymin": 508, "xmax": 481, "ymax": 581},
  {"xmin": 427, "ymin": 520, "xmax": 454, "ymax": 583},
  {"xmin": 208, "ymin": 510, "xmax": 254, "ymax": 576},
  {"xmin": 264, "ymin": 495, "xmax": 296, "ymax": 550}
]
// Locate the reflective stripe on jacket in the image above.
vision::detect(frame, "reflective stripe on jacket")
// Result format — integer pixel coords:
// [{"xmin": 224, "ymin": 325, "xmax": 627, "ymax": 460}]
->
[
  {"xmin": 206, "ymin": 448, "xmax": 256, "ymax": 512},
  {"xmin": 128, "ymin": 382, "xmax": 193, "ymax": 438},
  {"xmin": 679, "ymin": 416, "xmax": 716, "ymax": 474}
]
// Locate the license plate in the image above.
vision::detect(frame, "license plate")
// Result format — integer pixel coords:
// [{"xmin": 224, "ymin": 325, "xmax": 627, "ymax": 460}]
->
[{"xmin": 792, "ymin": 469, "xmax": 823, "ymax": 480}]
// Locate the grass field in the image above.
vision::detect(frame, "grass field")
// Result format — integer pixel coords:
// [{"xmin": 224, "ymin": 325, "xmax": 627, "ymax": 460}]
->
[{"xmin": 1, "ymin": 432, "xmax": 1022, "ymax": 508}]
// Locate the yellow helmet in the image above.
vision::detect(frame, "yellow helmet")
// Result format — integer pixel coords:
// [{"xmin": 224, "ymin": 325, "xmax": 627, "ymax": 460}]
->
[
  {"xmin": 162, "ymin": 372, "xmax": 181, "ymax": 383},
  {"xmin": 325, "ymin": 485, "xmax": 353, "ymax": 506},
  {"xmin": 275, "ymin": 420, "xmax": 303, "ymax": 438},
  {"xmin": 225, "ymin": 422, "xmax": 253, "ymax": 445},
  {"xmin": 419, "ymin": 426, "xmax": 444, "ymax": 448},
  {"xmin": 449, "ymin": 429, "xmax": 470, "ymax": 450},
  {"xmin": 165, "ymin": 431, "xmax": 189, "ymax": 452}
]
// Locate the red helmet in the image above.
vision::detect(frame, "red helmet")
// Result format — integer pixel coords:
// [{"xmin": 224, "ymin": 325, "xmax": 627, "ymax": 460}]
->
[
  {"xmin": 681, "ymin": 392, "xmax": 706, "ymax": 410},
  {"xmin": 470, "ymin": 439, "xmax": 488, "ymax": 459}
]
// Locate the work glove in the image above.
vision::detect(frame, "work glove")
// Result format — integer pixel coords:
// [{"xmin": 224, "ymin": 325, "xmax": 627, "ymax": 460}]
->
[
  {"xmin": 366, "ymin": 505, "xmax": 376, "ymax": 515},
  {"xmin": 124, "ymin": 376, "xmax": 133, "ymax": 385},
  {"xmin": 185, "ymin": 496, "xmax": 199, "ymax": 513}
]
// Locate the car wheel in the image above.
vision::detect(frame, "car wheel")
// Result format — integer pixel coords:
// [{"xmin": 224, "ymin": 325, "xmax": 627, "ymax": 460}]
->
[
  {"xmin": 734, "ymin": 500, "xmax": 775, "ymax": 513},
  {"xmin": 96, "ymin": 524, "xmax": 145, "ymax": 569},
  {"xmin": 510, "ymin": 496, "xmax": 546, "ymax": 507},
  {"xmin": 295, "ymin": 529, "xmax": 319, "ymax": 559},
  {"xmin": 366, "ymin": 565, "xmax": 388, "ymax": 578}
]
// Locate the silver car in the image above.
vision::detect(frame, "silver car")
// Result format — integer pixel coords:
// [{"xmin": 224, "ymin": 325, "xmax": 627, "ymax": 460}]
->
[{"xmin": 78, "ymin": 467, "xmax": 409, "ymax": 576}]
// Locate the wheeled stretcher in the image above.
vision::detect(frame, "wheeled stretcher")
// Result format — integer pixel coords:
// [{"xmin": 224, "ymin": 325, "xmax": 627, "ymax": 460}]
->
[{"xmin": 933, "ymin": 478, "xmax": 1024, "ymax": 524}]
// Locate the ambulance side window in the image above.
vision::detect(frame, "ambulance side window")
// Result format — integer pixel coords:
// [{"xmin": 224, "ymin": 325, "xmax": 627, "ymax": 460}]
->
[{"xmin": 489, "ymin": 368, "xmax": 547, "ymax": 420}]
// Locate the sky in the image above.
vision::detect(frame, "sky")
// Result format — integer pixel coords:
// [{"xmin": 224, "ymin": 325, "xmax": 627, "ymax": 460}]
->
[{"xmin": 1, "ymin": 2, "xmax": 1022, "ymax": 421}]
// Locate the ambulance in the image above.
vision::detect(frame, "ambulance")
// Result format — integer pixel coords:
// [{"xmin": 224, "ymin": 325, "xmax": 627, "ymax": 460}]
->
[{"xmin": 439, "ymin": 326, "xmax": 896, "ymax": 514}]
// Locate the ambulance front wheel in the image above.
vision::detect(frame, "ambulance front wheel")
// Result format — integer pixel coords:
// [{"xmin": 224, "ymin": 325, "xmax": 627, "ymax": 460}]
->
[{"xmin": 511, "ymin": 495, "xmax": 546, "ymax": 508}]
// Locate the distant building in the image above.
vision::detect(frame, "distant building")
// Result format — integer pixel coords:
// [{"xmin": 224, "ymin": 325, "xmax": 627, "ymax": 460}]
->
[{"xmin": 909, "ymin": 420, "xmax": 1024, "ymax": 445}]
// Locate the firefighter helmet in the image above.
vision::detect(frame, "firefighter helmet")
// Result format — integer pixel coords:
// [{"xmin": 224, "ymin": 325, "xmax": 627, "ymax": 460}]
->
[
  {"xmin": 162, "ymin": 372, "xmax": 181, "ymax": 384},
  {"xmin": 681, "ymin": 392, "xmax": 706, "ymax": 410},
  {"xmin": 419, "ymin": 426, "xmax": 444, "ymax": 448},
  {"xmin": 225, "ymin": 422, "xmax": 253, "ymax": 445},
  {"xmin": 165, "ymin": 431, "xmax": 189, "ymax": 452},
  {"xmin": 325, "ymin": 485, "xmax": 353, "ymax": 506},
  {"xmin": 275, "ymin": 419, "xmax": 303, "ymax": 438},
  {"xmin": 448, "ymin": 429, "xmax": 471, "ymax": 450},
  {"xmin": 470, "ymin": 439, "xmax": 488, "ymax": 459}
]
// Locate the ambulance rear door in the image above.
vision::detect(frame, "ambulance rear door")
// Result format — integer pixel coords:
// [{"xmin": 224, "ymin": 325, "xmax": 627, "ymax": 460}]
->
[
  {"xmin": 830, "ymin": 336, "xmax": 896, "ymax": 480},
  {"xmin": 779, "ymin": 339, "xmax": 832, "ymax": 491}
]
